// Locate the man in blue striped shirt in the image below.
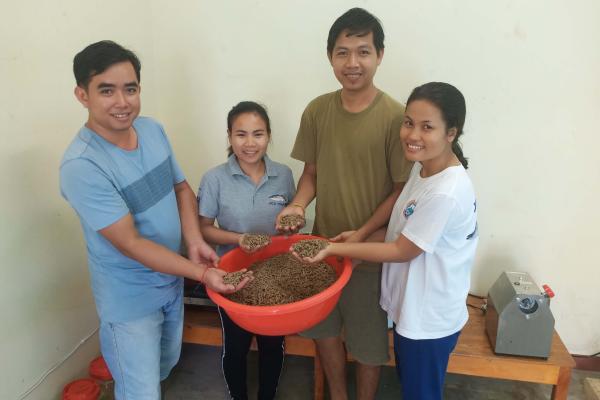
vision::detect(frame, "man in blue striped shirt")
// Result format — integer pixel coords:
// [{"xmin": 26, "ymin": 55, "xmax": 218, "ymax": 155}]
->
[{"xmin": 60, "ymin": 40, "xmax": 248, "ymax": 400}]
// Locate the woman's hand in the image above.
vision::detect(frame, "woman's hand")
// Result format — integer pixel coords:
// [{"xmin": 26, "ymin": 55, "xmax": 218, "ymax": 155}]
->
[
  {"xmin": 238, "ymin": 233, "xmax": 270, "ymax": 253},
  {"xmin": 202, "ymin": 267, "xmax": 253, "ymax": 293},
  {"xmin": 290, "ymin": 242, "xmax": 331, "ymax": 264}
]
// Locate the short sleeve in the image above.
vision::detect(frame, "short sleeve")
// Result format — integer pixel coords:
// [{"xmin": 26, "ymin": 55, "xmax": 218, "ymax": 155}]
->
[
  {"xmin": 169, "ymin": 155, "xmax": 185, "ymax": 184},
  {"xmin": 290, "ymin": 106, "xmax": 316, "ymax": 164},
  {"xmin": 388, "ymin": 113, "xmax": 413, "ymax": 183},
  {"xmin": 284, "ymin": 167, "xmax": 296, "ymax": 202},
  {"xmin": 197, "ymin": 172, "xmax": 220, "ymax": 218},
  {"xmin": 402, "ymin": 194, "xmax": 457, "ymax": 253},
  {"xmin": 60, "ymin": 159, "xmax": 130, "ymax": 231},
  {"xmin": 158, "ymin": 127, "xmax": 185, "ymax": 184}
]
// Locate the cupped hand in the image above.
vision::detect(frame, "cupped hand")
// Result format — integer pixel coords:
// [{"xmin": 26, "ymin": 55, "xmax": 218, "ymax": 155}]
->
[
  {"xmin": 275, "ymin": 205, "xmax": 305, "ymax": 234},
  {"xmin": 187, "ymin": 238, "xmax": 219, "ymax": 267},
  {"xmin": 238, "ymin": 234, "xmax": 270, "ymax": 254},
  {"xmin": 289, "ymin": 244, "xmax": 330, "ymax": 264},
  {"xmin": 203, "ymin": 267, "xmax": 253, "ymax": 293}
]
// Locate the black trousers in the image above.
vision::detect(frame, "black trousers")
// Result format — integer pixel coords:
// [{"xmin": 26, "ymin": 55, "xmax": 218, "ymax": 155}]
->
[{"xmin": 218, "ymin": 307, "xmax": 285, "ymax": 400}]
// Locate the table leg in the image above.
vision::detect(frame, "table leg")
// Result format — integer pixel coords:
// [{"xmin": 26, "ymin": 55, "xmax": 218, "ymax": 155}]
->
[
  {"xmin": 551, "ymin": 366, "xmax": 572, "ymax": 400},
  {"xmin": 314, "ymin": 348, "xmax": 325, "ymax": 400}
]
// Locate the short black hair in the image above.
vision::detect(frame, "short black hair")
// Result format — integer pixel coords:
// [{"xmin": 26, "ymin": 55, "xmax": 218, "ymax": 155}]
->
[
  {"xmin": 73, "ymin": 40, "xmax": 141, "ymax": 89},
  {"xmin": 327, "ymin": 8, "xmax": 384, "ymax": 57},
  {"xmin": 226, "ymin": 101, "xmax": 272, "ymax": 157}
]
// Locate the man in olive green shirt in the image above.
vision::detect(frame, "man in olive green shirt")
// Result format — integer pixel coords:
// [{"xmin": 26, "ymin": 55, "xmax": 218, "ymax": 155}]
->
[{"xmin": 276, "ymin": 8, "xmax": 412, "ymax": 400}]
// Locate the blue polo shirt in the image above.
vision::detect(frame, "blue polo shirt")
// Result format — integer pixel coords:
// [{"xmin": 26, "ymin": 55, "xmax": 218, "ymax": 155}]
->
[{"xmin": 197, "ymin": 155, "xmax": 295, "ymax": 256}]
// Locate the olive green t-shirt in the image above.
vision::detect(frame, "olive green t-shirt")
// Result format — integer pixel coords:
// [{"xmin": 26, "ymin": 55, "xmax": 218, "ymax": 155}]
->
[{"xmin": 291, "ymin": 90, "xmax": 412, "ymax": 238}]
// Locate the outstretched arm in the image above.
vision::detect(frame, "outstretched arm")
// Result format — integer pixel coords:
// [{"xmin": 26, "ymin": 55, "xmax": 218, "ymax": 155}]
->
[
  {"xmin": 99, "ymin": 213, "xmax": 249, "ymax": 293},
  {"xmin": 199, "ymin": 216, "xmax": 269, "ymax": 253},
  {"xmin": 348, "ymin": 182, "xmax": 405, "ymax": 243},
  {"xmin": 294, "ymin": 232, "xmax": 423, "ymax": 265},
  {"xmin": 175, "ymin": 180, "xmax": 219, "ymax": 266},
  {"xmin": 275, "ymin": 162, "xmax": 316, "ymax": 233},
  {"xmin": 199, "ymin": 216, "xmax": 242, "ymax": 246}
]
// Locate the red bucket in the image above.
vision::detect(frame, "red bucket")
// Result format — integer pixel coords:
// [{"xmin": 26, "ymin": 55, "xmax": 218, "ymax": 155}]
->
[
  {"xmin": 207, "ymin": 234, "xmax": 352, "ymax": 336},
  {"xmin": 62, "ymin": 378, "xmax": 101, "ymax": 400},
  {"xmin": 89, "ymin": 356, "xmax": 112, "ymax": 381}
]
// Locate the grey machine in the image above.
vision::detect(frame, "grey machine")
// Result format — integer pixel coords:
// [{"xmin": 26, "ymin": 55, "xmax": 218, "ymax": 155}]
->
[{"xmin": 485, "ymin": 271, "xmax": 555, "ymax": 358}]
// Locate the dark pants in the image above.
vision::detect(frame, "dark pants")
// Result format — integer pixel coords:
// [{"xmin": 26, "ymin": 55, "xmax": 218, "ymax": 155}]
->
[
  {"xmin": 393, "ymin": 329, "xmax": 460, "ymax": 400},
  {"xmin": 218, "ymin": 307, "xmax": 285, "ymax": 400}
]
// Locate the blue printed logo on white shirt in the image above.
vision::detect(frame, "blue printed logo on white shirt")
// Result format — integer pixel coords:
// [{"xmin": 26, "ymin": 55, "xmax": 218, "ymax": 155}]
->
[{"xmin": 403, "ymin": 200, "xmax": 417, "ymax": 218}]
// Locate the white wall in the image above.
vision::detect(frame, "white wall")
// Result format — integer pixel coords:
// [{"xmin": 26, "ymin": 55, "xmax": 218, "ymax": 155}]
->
[{"xmin": 1, "ymin": 0, "xmax": 598, "ymax": 398}]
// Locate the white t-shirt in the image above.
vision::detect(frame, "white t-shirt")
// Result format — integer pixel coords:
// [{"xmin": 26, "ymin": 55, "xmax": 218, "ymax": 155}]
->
[{"xmin": 380, "ymin": 163, "xmax": 478, "ymax": 340}]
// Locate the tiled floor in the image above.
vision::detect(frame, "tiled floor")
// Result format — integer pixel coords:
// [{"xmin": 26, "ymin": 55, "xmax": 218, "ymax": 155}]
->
[{"xmin": 164, "ymin": 343, "xmax": 599, "ymax": 399}]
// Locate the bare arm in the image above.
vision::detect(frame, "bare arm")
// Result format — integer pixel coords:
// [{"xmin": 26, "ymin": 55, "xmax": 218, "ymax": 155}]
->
[
  {"xmin": 198, "ymin": 216, "xmax": 242, "ymax": 246},
  {"xmin": 99, "ymin": 214, "xmax": 247, "ymax": 293},
  {"xmin": 349, "ymin": 181, "xmax": 405, "ymax": 242},
  {"xmin": 295, "ymin": 232, "xmax": 423, "ymax": 265},
  {"xmin": 174, "ymin": 180, "xmax": 218, "ymax": 266},
  {"xmin": 275, "ymin": 162, "xmax": 317, "ymax": 232}
]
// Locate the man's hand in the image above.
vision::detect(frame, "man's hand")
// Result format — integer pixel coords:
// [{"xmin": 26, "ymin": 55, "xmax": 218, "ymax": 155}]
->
[
  {"xmin": 275, "ymin": 204, "xmax": 305, "ymax": 234},
  {"xmin": 187, "ymin": 238, "xmax": 219, "ymax": 267},
  {"xmin": 202, "ymin": 267, "xmax": 253, "ymax": 293},
  {"xmin": 330, "ymin": 230, "xmax": 358, "ymax": 243}
]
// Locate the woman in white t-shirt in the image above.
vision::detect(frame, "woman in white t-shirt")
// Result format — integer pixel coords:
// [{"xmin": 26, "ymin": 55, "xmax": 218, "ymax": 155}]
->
[{"xmin": 293, "ymin": 82, "xmax": 478, "ymax": 400}]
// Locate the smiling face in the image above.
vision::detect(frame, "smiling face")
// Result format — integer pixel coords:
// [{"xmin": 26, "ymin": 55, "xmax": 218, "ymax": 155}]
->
[
  {"xmin": 228, "ymin": 112, "xmax": 270, "ymax": 169},
  {"xmin": 400, "ymin": 99, "xmax": 458, "ymax": 176},
  {"xmin": 329, "ymin": 30, "xmax": 383, "ymax": 95},
  {"xmin": 75, "ymin": 61, "xmax": 140, "ymax": 140}
]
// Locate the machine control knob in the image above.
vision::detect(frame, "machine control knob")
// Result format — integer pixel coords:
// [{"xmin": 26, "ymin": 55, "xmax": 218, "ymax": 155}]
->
[
  {"xmin": 518, "ymin": 297, "xmax": 539, "ymax": 314},
  {"xmin": 542, "ymin": 284, "xmax": 555, "ymax": 298}
]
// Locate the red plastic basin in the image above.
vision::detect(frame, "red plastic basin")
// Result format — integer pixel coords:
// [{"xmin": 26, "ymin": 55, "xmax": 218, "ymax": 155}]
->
[{"xmin": 206, "ymin": 234, "xmax": 352, "ymax": 336}]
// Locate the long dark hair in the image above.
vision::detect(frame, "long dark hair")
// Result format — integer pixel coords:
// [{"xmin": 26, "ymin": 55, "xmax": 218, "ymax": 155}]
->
[
  {"xmin": 406, "ymin": 82, "xmax": 468, "ymax": 169},
  {"xmin": 226, "ymin": 101, "xmax": 271, "ymax": 157}
]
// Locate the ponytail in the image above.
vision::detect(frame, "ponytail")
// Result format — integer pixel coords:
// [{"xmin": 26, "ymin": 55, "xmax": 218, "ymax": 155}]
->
[{"xmin": 452, "ymin": 138, "xmax": 468, "ymax": 169}]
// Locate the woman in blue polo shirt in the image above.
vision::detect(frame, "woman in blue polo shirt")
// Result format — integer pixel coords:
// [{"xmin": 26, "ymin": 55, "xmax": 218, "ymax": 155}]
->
[{"xmin": 197, "ymin": 101, "xmax": 295, "ymax": 400}]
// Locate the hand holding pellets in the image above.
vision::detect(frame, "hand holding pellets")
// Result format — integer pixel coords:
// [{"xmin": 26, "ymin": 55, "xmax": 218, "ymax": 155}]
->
[
  {"xmin": 239, "ymin": 233, "xmax": 271, "ymax": 253},
  {"xmin": 290, "ymin": 238, "xmax": 331, "ymax": 264}
]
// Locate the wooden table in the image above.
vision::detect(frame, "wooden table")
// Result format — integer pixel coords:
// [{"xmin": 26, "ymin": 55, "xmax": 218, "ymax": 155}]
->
[{"xmin": 183, "ymin": 297, "xmax": 575, "ymax": 400}]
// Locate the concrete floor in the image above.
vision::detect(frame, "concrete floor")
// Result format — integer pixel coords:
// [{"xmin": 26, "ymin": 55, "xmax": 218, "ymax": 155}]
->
[{"xmin": 164, "ymin": 343, "xmax": 599, "ymax": 399}]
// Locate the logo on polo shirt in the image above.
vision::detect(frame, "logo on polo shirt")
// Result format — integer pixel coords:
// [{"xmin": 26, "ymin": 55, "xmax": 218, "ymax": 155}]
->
[
  {"xmin": 269, "ymin": 194, "xmax": 288, "ymax": 206},
  {"xmin": 403, "ymin": 200, "xmax": 417, "ymax": 218}
]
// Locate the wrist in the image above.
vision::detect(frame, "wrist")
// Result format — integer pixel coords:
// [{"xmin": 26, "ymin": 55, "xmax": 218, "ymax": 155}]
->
[
  {"xmin": 352, "ymin": 229, "xmax": 368, "ymax": 242},
  {"xmin": 185, "ymin": 234, "xmax": 206, "ymax": 247},
  {"xmin": 326, "ymin": 242, "xmax": 335, "ymax": 256},
  {"xmin": 291, "ymin": 202, "xmax": 305, "ymax": 213},
  {"xmin": 199, "ymin": 266, "xmax": 209, "ymax": 283}
]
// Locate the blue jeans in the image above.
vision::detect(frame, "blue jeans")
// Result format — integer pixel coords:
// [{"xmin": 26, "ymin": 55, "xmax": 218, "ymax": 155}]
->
[{"xmin": 100, "ymin": 289, "xmax": 183, "ymax": 400}]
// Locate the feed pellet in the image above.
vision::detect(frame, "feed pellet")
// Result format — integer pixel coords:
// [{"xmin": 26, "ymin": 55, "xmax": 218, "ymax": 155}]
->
[
  {"xmin": 292, "ymin": 239, "xmax": 329, "ymax": 258},
  {"xmin": 225, "ymin": 253, "xmax": 337, "ymax": 306},
  {"xmin": 279, "ymin": 214, "xmax": 305, "ymax": 229},
  {"xmin": 223, "ymin": 270, "xmax": 253, "ymax": 286},
  {"xmin": 241, "ymin": 233, "xmax": 270, "ymax": 251}
]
